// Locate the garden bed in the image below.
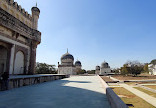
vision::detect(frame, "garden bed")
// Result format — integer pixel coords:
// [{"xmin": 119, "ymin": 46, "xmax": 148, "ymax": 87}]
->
[{"xmin": 112, "ymin": 87, "xmax": 155, "ymax": 108}]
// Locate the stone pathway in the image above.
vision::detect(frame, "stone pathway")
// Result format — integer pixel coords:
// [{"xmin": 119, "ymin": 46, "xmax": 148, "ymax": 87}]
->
[
  {"xmin": 140, "ymin": 84, "xmax": 156, "ymax": 85},
  {"xmin": 109, "ymin": 76, "xmax": 119, "ymax": 81},
  {"xmin": 110, "ymin": 76, "xmax": 156, "ymax": 107},
  {"xmin": 0, "ymin": 76, "xmax": 110, "ymax": 108},
  {"xmin": 120, "ymin": 83, "xmax": 156, "ymax": 107}
]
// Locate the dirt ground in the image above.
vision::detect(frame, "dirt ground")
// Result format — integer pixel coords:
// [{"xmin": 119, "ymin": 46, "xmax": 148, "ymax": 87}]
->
[
  {"xmin": 112, "ymin": 75, "xmax": 156, "ymax": 80},
  {"xmin": 112, "ymin": 87, "xmax": 155, "ymax": 108},
  {"xmin": 144, "ymin": 85, "xmax": 156, "ymax": 90},
  {"xmin": 100, "ymin": 76, "xmax": 113, "ymax": 82}
]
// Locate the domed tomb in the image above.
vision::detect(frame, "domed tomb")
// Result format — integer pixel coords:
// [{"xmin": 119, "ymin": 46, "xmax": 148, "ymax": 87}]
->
[
  {"xmin": 96, "ymin": 66, "xmax": 100, "ymax": 70},
  {"xmin": 101, "ymin": 62, "xmax": 110, "ymax": 68},
  {"xmin": 75, "ymin": 60, "xmax": 82, "ymax": 66},
  {"xmin": 58, "ymin": 50, "xmax": 77, "ymax": 75},
  {"xmin": 100, "ymin": 61, "xmax": 111, "ymax": 75},
  {"xmin": 61, "ymin": 51, "xmax": 74, "ymax": 66}
]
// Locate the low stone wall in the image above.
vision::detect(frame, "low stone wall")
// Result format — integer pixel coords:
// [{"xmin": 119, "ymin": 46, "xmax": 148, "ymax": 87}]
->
[
  {"xmin": 106, "ymin": 88, "xmax": 128, "ymax": 108},
  {"xmin": 0, "ymin": 74, "xmax": 69, "ymax": 91},
  {"xmin": 98, "ymin": 75, "xmax": 128, "ymax": 108}
]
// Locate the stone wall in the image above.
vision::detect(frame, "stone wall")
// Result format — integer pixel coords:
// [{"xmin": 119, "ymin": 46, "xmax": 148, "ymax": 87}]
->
[
  {"xmin": 0, "ymin": 74, "xmax": 69, "ymax": 91},
  {"xmin": 58, "ymin": 66, "xmax": 76, "ymax": 75},
  {"xmin": 98, "ymin": 75, "xmax": 128, "ymax": 108},
  {"xmin": 0, "ymin": 0, "xmax": 33, "ymax": 28}
]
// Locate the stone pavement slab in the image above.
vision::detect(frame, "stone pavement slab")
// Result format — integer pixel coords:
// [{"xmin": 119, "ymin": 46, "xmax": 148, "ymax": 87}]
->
[{"xmin": 0, "ymin": 76, "xmax": 110, "ymax": 108}]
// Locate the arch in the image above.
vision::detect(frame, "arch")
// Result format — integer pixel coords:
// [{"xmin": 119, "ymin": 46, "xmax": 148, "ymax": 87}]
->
[
  {"xmin": 0, "ymin": 45, "xmax": 8, "ymax": 75},
  {"xmin": 14, "ymin": 51, "xmax": 24, "ymax": 74}
]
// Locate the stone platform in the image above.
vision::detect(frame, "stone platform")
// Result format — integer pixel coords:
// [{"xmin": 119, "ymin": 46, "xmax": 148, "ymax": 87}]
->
[{"xmin": 0, "ymin": 76, "xmax": 110, "ymax": 108}]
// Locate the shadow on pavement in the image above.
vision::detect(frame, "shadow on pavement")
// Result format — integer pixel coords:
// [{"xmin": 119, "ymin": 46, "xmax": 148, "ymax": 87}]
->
[{"xmin": 0, "ymin": 79, "xmax": 110, "ymax": 108}]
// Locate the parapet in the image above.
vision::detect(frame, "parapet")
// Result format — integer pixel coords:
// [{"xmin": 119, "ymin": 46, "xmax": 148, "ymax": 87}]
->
[
  {"xmin": 0, "ymin": 0, "xmax": 32, "ymax": 20},
  {"xmin": 0, "ymin": 0, "xmax": 39, "ymax": 29}
]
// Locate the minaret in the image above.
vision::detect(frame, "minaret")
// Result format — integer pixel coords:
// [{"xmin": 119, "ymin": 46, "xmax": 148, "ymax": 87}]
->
[
  {"xmin": 29, "ymin": 4, "xmax": 40, "ymax": 74},
  {"xmin": 31, "ymin": 3, "xmax": 40, "ymax": 30}
]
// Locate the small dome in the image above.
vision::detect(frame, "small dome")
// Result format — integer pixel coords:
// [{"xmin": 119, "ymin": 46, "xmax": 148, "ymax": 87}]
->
[
  {"xmin": 75, "ymin": 60, "xmax": 81, "ymax": 66},
  {"xmin": 96, "ymin": 66, "xmax": 100, "ymax": 70},
  {"xmin": 61, "ymin": 53, "xmax": 74, "ymax": 61},
  {"xmin": 31, "ymin": 7, "xmax": 40, "ymax": 13},
  {"xmin": 101, "ymin": 61, "xmax": 109, "ymax": 68}
]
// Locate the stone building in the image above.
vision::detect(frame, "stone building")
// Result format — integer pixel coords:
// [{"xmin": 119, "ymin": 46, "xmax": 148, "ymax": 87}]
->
[
  {"xmin": 0, "ymin": 0, "xmax": 41, "ymax": 75},
  {"xmin": 95, "ymin": 61, "xmax": 111, "ymax": 75},
  {"xmin": 58, "ymin": 50, "xmax": 82, "ymax": 75},
  {"xmin": 148, "ymin": 64, "xmax": 156, "ymax": 75},
  {"xmin": 75, "ymin": 60, "xmax": 82, "ymax": 74},
  {"xmin": 95, "ymin": 66, "xmax": 100, "ymax": 74}
]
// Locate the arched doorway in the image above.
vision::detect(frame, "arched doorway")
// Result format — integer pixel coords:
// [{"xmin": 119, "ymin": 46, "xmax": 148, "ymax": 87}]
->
[
  {"xmin": 0, "ymin": 45, "xmax": 7, "ymax": 75},
  {"xmin": 14, "ymin": 51, "xmax": 24, "ymax": 74}
]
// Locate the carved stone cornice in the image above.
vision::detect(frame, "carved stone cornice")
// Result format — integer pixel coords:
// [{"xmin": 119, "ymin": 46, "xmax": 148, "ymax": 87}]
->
[{"xmin": 0, "ymin": 8, "xmax": 41, "ymax": 43}]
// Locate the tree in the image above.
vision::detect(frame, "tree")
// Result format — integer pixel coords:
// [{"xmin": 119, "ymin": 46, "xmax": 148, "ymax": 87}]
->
[
  {"xmin": 143, "ymin": 63, "xmax": 149, "ymax": 73},
  {"xmin": 77, "ymin": 69, "xmax": 86, "ymax": 74},
  {"xmin": 150, "ymin": 59, "xmax": 156, "ymax": 65},
  {"xmin": 35, "ymin": 62, "xmax": 57, "ymax": 74},
  {"xmin": 120, "ymin": 60, "xmax": 143, "ymax": 76},
  {"xmin": 112, "ymin": 68, "xmax": 120, "ymax": 74},
  {"xmin": 87, "ymin": 70, "xmax": 95, "ymax": 74},
  {"xmin": 130, "ymin": 65, "xmax": 143, "ymax": 76},
  {"xmin": 120, "ymin": 64, "xmax": 129, "ymax": 75}
]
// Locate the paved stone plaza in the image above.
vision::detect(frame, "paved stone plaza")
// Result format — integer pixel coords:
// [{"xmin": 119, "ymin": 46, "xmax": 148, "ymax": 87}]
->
[{"xmin": 0, "ymin": 76, "xmax": 110, "ymax": 108}]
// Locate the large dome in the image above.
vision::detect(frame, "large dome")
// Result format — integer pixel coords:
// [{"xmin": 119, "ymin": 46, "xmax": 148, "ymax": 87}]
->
[
  {"xmin": 61, "ymin": 51, "xmax": 74, "ymax": 66},
  {"xmin": 101, "ymin": 61, "xmax": 109, "ymax": 68},
  {"xmin": 61, "ymin": 53, "xmax": 74, "ymax": 60},
  {"xmin": 75, "ymin": 60, "xmax": 81, "ymax": 66}
]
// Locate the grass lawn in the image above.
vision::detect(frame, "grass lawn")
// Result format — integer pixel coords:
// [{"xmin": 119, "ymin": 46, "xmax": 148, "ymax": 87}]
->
[
  {"xmin": 112, "ymin": 87, "xmax": 155, "ymax": 108},
  {"xmin": 125, "ymin": 82, "xmax": 138, "ymax": 85},
  {"xmin": 144, "ymin": 85, "xmax": 156, "ymax": 90},
  {"xmin": 125, "ymin": 82, "xmax": 156, "ymax": 85},
  {"xmin": 134, "ymin": 87, "xmax": 156, "ymax": 98}
]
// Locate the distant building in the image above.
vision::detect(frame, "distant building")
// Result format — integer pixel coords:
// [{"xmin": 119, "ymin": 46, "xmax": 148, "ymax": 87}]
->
[
  {"xmin": 0, "ymin": 0, "xmax": 41, "ymax": 75},
  {"xmin": 75, "ymin": 60, "xmax": 82, "ymax": 73},
  {"xmin": 58, "ymin": 50, "xmax": 82, "ymax": 75},
  {"xmin": 95, "ymin": 66, "xmax": 100, "ymax": 74},
  {"xmin": 95, "ymin": 61, "xmax": 111, "ymax": 75},
  {"xmin": 148, "ymin": 64, "xmax": 156, "ymax": 75}
]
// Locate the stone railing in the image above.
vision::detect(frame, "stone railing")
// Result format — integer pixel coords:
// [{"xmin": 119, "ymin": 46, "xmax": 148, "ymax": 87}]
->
[
  {"xmin": 98, "ymin": 75, "xmax": 128, "ymax": 108},
  {"xmin": 0, "ymin": 8, "xmax": 41, "ymax": 42},
  {"xmin": 0, "ymin": 74, "xmax": 69, "ymax": 91},
  {"xmin": 2, "ymin": 0, "xmax": 32, "ymax": 20}
]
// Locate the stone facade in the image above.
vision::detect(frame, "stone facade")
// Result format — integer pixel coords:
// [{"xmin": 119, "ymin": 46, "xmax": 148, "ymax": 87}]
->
[
  {"xmin": 148, "ymin": 64, "xmax": 156, "ymax": 75},
  {"xmin": 0, "ymin": 0, "xmax": 41, "ymax": 75}
]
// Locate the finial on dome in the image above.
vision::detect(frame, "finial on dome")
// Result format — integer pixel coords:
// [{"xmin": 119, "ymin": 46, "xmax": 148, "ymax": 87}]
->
[
  {"xmin": 36, "ymin": 2, "xmax": 37, "ymax": 7},
  {"xmin": 67, "ymin": 48, "xmax": 68, "ymax": 53}
]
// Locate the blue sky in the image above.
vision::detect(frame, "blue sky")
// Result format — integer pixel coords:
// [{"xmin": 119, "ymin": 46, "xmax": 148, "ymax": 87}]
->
[{"xmin": 15, "ymin": 0, "xmax": 156, "ymax": 70}]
